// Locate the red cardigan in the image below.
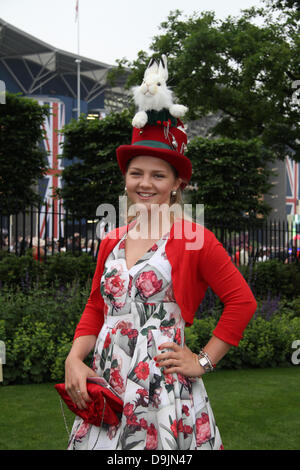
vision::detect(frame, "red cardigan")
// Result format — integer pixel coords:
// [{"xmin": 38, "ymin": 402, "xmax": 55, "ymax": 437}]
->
[{"xmin": 74, "ymin": 219, "xmax": 257, "ymax": 346}]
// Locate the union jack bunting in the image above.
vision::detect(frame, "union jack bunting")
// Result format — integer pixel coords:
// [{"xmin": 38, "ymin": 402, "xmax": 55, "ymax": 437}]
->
[
  {"xmin": 286, "ymin": 156, "xmax": 300, "ymax": 215},
  {"xmin": 37, "ymin": 99, "xmax": 65, "ymax": 239}
]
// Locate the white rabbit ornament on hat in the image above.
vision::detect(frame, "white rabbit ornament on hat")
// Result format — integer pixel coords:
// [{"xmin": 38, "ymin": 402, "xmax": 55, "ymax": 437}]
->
[{"xmin": 132, "ymin": 55, "xmax": 188, "ymax": 129}]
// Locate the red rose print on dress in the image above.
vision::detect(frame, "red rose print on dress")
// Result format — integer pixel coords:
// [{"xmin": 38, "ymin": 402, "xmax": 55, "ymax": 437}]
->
[
  {"xmin": 121, "ymin": 328, "xmax": 138, "ymax": 340},
  {"xmin": 137, "ymin": 388, "xmax": 148, "ymax": 399},
  {"xmin": 171, "ymin": 419, "xmax": 178, "ymax": 439},
  {"xmin": 103, "ymin": 265, "xmax": 127, "ymax": 300},
  {"xmin": 134, "ymin": 361, "xmax": 150, "ymax": 380},
  {"xmin": 123, "ymin": 403, "xmax": 134, "ymax": 417},
  {"xmin": 109, "ymin": 368, "xmax": 125, "ymax": 395},
  {"xmin": 74, "ymin": 421, "xmax": 90, "ymax": 441},
  {"xmin": 135, "ymin": 271, "xmax": 163, "ymax": 299},
  {"xmin": 164, "ymin": 373, "xmax": 176, "ymax": 385},
  {"xmin": 108, "ymin": 423, "xmax": 120, "ymax": 440},
  {"xmin": 112, "ymin": 320, "xmax": 133, "ymax": 335},
  {"xmin": 139, "ymin": 418, "xmax": 148, "ymax": 430},
  {"xmin": 146, "ymin": 423, "xmax": 158, "ymax": 450},
  {"xmin": 127, "ymin": 413, "xmax": 139, "ymax": 427},
  {"xmin": 104, "ymin": 333, "xmax": 111, "ymax": 349},
  {"xmin": 178, "ymin": 418, "xmax": 193, "ymax": 439},
  {"xmin": 177, "ymin": 373, "xmax": 190, "ymax": 390},
  {"xmin": 112, "ymin": 300, "xmax": 126, "ymax": 309},
  {"xmin": 196, "ymin": 413, "xmax": 211, "ymax": 445},
  {"xmin": 136, "ymin": 388, "xmax": 149, "ymax": 407},
  {"xmin": 150, "ymin": 388, "xmax": 162, "ymax": 409},
  {"xmin": 128, "ymin": 329, "xmax": 138, "ymax": 339}
]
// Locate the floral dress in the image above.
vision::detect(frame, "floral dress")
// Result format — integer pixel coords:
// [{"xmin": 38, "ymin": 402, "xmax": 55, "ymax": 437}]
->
[{"xmin": 67, "ymin": 231, "xmax": 223, "ymax": 450}]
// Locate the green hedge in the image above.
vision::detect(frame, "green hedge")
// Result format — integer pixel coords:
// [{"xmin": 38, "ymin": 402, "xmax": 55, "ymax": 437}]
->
[
  {"xmin": 185, "ymin": 313, "xmax": 300, "ymax": 369},
  {"xmin": 0, "ymin": 250, "xmax": 97, "ymax": 290},
  {"xmin": 240, "ymin": 259, "xmax": 300, "ymax": 299},
  {"xmin": 1, "ymin": 251, "xmax": 300, "ymax": 298},
  {"xmin": 0, "ymin": 282, "xmax": 299, "ymax": 385},
  {"xmin": 0, "ymin": 252, "xmax": 299, "ymax": 385},
  {"xmin": 0, "ymin": 280, "xmax": 90, "ymax": 385}
]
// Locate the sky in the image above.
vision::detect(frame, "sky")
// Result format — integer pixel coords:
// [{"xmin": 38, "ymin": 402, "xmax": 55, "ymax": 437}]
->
[{"xmin": 1, "ymin": 0, "xmax": 264, "ymax": 66}]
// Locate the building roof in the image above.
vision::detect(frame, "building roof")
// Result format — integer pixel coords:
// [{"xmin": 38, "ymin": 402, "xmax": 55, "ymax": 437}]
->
[{"xmin": 0, "ymin": 17, "xmax": 130, "ymax": 109}]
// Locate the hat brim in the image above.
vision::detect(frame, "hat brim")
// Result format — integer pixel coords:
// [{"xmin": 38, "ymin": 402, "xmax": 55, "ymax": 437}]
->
[{"xmin": 116, "ymin": 144, "xmax": 192, "ymax": 189}]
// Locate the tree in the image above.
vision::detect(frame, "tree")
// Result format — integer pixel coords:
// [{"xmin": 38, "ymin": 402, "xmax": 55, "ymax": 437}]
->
[
  {"xmin": 116, "ymin": 5, "xmax": 300, "ymax": 163},
  {"xmin": 57, "ymin": 110, "xmax": 132, "ymax": 218},
  {"xmin": 267, "ymin": 0, "xmax": 300, "ymax": 11},
  {"xmin": 187, "ymin": 137, "xmax": 275, "ymax": 229},
  {"xmin": 0, "ymin": 92, "xmax": 49, "ymax": 214}
]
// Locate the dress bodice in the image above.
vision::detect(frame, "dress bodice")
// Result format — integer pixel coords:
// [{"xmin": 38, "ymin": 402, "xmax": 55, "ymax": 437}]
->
[{"xmin": 100, "ymin": 230, "xmax": 178, "ymax": 319}]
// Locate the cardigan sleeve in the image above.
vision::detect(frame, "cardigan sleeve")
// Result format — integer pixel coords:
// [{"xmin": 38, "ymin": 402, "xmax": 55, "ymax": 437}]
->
[
  {"xmin": 199, "ymin": 232, "xmax": 257, "ymax": 346},
  {"xmin": 73, "ymin": 243, "xmax": 106, "ymax": 341}
]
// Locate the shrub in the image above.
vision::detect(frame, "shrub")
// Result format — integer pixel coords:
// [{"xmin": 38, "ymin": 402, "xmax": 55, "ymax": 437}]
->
[
  {"xmin": 0, "ymin": 251, "xmax": 96, "ymax": 291},
  {"xmin": 7, "ymin": 319, "xmax": 56, "ymax": 384},
  {"xmin": 0, "ymin": 279, "xmax": 91, "ymax": 385},
  {"xmin": 50, "ymin": 334, "xmax": 73, "ymax": 383},
  {"xmin": 240, "ymin": 259, "xmax": 300, "ymax": 299},
  {"xmin": 185, "ymin": 313, "xmax": 300, "ymax": 370}
]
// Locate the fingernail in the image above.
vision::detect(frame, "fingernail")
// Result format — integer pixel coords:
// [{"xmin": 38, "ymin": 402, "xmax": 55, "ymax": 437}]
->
[{"xmin": 156, "ymin": 362, "xmax": 159, "ymax": 367}]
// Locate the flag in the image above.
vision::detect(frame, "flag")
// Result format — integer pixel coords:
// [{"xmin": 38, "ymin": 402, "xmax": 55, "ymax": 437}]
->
[
  {"xmin": 286, "ymin": 156, "xmax": 300, "ymax": 215},
  {"xmin": 75, "ymin": 0, "xmax": 79, "ymax": 22},
  {"xmin": 37, "ymin": 100, "xmax": 65, "ymax": 240}
]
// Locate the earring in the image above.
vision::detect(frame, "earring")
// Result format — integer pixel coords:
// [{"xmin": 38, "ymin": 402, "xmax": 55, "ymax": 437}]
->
[{"xmin": 171, "ymin": 190, "xmax": 177, "ymax": 196}]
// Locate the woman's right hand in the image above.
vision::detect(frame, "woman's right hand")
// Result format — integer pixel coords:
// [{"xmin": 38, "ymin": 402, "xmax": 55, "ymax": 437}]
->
[{"xmin": 65, "ymin": 355, "xmax": 98, "ymax": 410}]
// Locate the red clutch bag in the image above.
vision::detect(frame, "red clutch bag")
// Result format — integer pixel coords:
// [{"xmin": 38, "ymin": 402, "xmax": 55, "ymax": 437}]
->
[{"xmin": 54, "ymin": 376, "xmax": 123, "ymax": 427}]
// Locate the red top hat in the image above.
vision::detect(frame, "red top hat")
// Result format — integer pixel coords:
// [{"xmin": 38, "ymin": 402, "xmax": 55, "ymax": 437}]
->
[{"xmin": 116, "ymin": 115, "xmax": 192, "ymax": 189}]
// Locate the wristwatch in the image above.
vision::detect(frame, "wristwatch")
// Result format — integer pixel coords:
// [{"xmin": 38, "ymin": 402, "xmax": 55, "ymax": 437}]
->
[{"xmin": 197, "ymin": 350, "xmax": 216, "ymax": 373}]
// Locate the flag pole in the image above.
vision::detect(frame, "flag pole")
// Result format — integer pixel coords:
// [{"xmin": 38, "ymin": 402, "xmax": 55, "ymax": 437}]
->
[{"xmin": 75, "ymin": 0, "xmax": 81, "ymax": 120}]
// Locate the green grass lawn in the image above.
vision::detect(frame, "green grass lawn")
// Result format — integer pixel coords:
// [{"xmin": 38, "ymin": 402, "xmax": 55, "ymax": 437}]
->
[{"xmin": 0, "ymin": 366, "xmax": 299, "ymax": 450}]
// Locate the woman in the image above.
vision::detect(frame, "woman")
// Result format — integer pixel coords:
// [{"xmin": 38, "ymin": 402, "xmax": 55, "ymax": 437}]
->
[{"xmin": 64, "ymin": 108, "xmax": 257, "ymax": 451}]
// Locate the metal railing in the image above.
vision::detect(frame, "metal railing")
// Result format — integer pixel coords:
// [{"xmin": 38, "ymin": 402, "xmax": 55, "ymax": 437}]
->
[
  {"xmin": 205, "ymin": 219, "xmax": 300, "ymax": 265},
  {"xmin": 1, "ymin": 203, "xmax": 300, "ymax": 264},
  {"xmin": 0, "ymin": 202, "xmax": 104, "ymax": 260}
]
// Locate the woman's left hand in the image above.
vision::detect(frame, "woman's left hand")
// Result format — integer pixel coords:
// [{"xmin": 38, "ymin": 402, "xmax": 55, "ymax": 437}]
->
[{"xmin": 154, "ymin": 342, "xmax": 204, "ymax": 378}]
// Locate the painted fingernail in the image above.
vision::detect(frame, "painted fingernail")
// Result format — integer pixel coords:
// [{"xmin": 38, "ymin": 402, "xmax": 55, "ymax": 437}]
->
[{"xmin": 156, "ymin": 362, "xmax": 159, "ymax": 367}]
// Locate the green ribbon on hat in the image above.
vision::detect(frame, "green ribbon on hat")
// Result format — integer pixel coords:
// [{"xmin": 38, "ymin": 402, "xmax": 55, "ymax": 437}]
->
[{"xmin": 133, "ymin": 140, "xmax": 172, "ymax": 150}]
